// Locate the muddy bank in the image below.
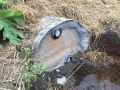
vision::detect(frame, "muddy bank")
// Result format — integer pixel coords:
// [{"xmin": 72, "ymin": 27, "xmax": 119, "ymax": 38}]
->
[
  {"xmin": 0, "ymin": 0, "xmax": 120, "ymax": 89},
  {"xmin": 30, "ymin": 51, "xmax": 120, "ymax": 90},
  {"xmin": 30, "ymin": 19, "xmax": 120, "ymax": 90}
]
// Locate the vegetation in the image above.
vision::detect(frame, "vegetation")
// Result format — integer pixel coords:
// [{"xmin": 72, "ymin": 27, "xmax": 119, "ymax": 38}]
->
[
  {"xmin": 23, "ymin": 47, "xmax": 48, "ymax": 89},
  {"xmin": 0, "ymin": 0, "xmax": 10, "ymax": 4},
  {"xmin": 0, "ymin": 1, "xmax": 48, "ymax": 89},
  {"xmin": 0, "ymin": 0, "xmax": 25, "ymax": 45},
  {"xmin": 23, "ymin": 62, "xmax": 48, "ymax": 88},
  {"xmin": 0, "ymin": 0, "xmax": 119, "ymax": 89}
]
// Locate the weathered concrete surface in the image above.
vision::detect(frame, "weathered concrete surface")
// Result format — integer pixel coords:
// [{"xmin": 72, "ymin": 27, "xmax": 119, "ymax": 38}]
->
[{"xmin": 33, "ymin": 16, "xmax": 89, "ymax": 70}]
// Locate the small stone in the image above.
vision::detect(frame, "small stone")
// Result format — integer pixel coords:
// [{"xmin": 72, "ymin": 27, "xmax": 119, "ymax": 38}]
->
[
  {"xmin": 56, "ymin": 69, "xmax": 60, "ymax": 72},
  {"xmin": 57, "ymin": 76, "xmax": 66, "ymax": 85}
]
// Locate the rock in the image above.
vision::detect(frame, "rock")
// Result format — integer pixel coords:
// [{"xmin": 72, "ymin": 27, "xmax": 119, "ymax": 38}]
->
[{"xmin": 57, "ymin": 76, "xmax": 66, "ymax": 85}]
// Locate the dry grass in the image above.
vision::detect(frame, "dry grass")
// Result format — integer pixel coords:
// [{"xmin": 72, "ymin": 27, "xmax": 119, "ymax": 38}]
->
[
  {"xmin": 11, "ymin": 0, "xmax": 120, "ymax": 32},
  {"xmin": 0, "ymin": 0, "xmax": 120, "ymax": 89}
]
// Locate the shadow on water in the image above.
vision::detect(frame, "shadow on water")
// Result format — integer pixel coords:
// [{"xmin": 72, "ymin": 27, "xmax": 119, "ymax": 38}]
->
[
  {"xmin": 29, "ymin": 19, "xmax": 120, "ymax": 90},
  {"xmin": 62, "ymin": 62, "xmax": 120, "ymax": 90},
  {"xmin": 31, "ymin": 57, "xmax": 120, "ymax": 90},
  {"xmin": 67, "ymin": 19, "xmax": 120, "ymax": 90}
]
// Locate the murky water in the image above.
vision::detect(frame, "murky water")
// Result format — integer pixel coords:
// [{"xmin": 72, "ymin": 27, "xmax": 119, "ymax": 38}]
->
[
  {"xmin": 31, "ymin": 19, "xmax": 120, "ymax": 90},
  {"xmin": 32, "ymin": 55, "xmax": 120, "ymax": 90},
  {"xmin": 61, "ymin": 62, "xmax": 120, "ymax": 90}
]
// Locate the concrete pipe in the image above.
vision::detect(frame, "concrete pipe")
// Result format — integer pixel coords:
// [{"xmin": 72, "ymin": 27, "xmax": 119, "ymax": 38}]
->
[{"xmin": 33, "ymin": 16, "xmax": 89, "ymax": 70}]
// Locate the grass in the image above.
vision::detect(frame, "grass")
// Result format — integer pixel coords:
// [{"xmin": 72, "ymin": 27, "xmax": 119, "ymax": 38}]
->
[{"xmin": 0, "ymin": 0, "xmax": 120, "ymax": 89}]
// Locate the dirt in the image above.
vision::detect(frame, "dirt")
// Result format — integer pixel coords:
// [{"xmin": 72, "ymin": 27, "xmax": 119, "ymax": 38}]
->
[
  {"xmin": 30, "ymin": 51, "xmax": 120, "ymax": 90},
  {"xmin": 0, "ymin": 0, "xmax": 120, "ymax": 89},
  {"xmin": 29, "ymin": 18, "xmax": 120, "ymax": 90}
]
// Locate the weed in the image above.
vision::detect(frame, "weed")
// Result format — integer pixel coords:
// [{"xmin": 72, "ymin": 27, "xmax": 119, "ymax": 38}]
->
[
  {"xmin": 23, "ymin": 61, "xmax": 48, "ymax": 89},
  {"xmin": 24, "ymin": 47, "xmax": 31, "ymax": 56},
  {"xmin": 0, "ymin": 0, "xmax": 10, "ymax": 4},
  {"xmin": 22, "ymin": 47, "xmax": 48, "ymax": 89}
]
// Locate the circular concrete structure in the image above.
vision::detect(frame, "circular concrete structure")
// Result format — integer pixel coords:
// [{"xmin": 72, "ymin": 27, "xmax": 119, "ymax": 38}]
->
[{"xmin": 33, "ymin": 16, "xmax": 89, "ymax": 70}]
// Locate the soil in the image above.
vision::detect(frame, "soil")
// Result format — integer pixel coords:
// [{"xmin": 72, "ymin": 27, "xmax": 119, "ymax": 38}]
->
[
  {"xmin": 30, "ymin": 52, "xmax": 120, "ymax": 90},
  {"xmin": 30, "ymin": 18, "xmax": 120, "ymax": 90},
  {"xmin": 0, "ymin": 0, "xmax": 120, "ymax": 90}
]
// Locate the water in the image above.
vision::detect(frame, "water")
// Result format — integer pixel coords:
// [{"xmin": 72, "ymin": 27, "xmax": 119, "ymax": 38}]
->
[
  {"xmin": 62, "ymin": 62, "xmax": 120, "ymax": 90},
  {"xmin": 31, "ymin": 54, "xmax": 120, "ymax": 90}
]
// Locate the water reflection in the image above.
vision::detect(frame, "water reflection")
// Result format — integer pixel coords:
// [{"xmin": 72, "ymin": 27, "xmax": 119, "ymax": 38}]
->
[{"xmin": 72, "ymin": 63, "xmax": 120, "ymax": 90}]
